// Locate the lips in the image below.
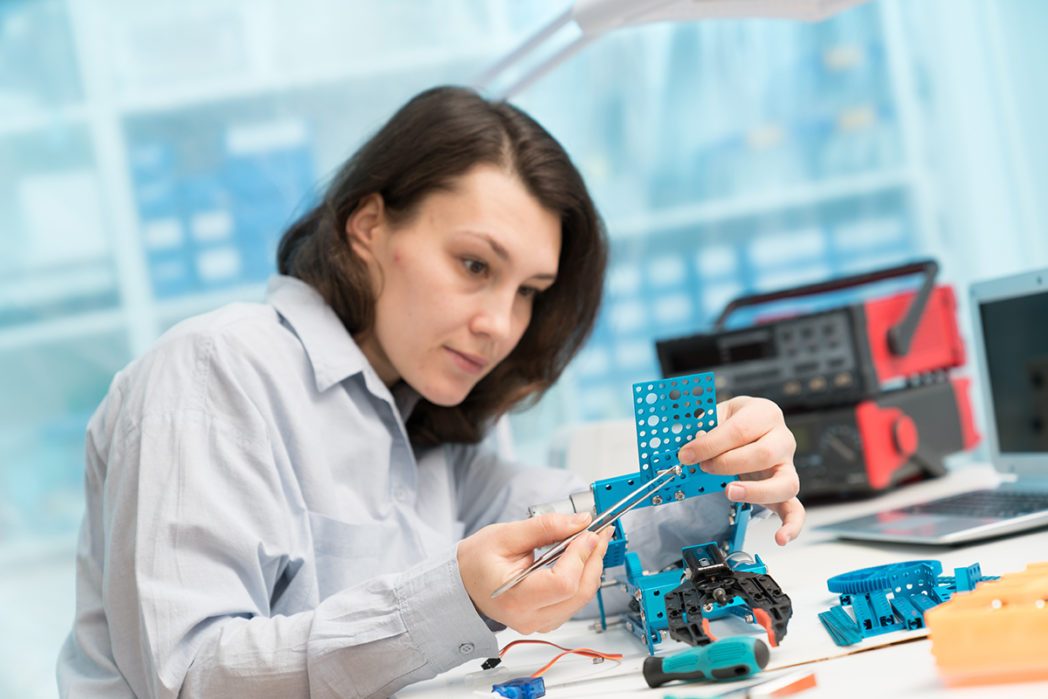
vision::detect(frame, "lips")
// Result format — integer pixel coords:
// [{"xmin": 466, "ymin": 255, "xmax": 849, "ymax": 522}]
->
[{"xmin": 445, "ymin": 347, "xmax": 487, "ymax": 373}]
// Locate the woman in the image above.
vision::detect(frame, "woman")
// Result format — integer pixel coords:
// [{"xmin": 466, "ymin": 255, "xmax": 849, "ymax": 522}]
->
[{"xmin": 58, "ymin": 86, "xmax": 802, "ymax": 698}]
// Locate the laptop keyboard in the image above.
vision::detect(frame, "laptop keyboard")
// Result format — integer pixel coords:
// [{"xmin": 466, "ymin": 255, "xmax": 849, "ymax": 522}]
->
[{"xmin": 905, "ymin": 489, "xmax": 1048, "ymax": 519}]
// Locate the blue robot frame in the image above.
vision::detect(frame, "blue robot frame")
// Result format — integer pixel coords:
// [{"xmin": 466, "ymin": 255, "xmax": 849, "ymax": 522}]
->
[{"xmin": 591, "ymin": 372, "xmax": 791, "ymax": 654}]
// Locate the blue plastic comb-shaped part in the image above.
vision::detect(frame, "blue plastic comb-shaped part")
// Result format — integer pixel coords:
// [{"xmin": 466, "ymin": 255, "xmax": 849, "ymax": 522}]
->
[
  {"xmin": 889, "ymin": 594, "xmax": 922, "ymax": 629},
  {"xmin": 952, "ymin": 563, "xmax": 996, "ymax": 592},
  {"xmin": 818, "ymin": 605, "xmax": 863, "ymax": 646},
  {"xmin": 870, "ymin": 592, "xmax": 898, "ymax": 630}
]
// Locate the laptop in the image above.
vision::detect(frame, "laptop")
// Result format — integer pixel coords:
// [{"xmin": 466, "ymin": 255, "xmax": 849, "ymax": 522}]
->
[{"xmin": 819, "ymin": 267, "xmax": 1048, "ymax": 544}]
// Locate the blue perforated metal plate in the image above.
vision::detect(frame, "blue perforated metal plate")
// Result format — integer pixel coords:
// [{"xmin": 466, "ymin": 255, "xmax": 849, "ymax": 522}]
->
[
  {"xmin": 633, "ymin": 373, "xmax": 719, "ymax": 477},
  {"xmin": 591, "ymin": 372, "xmax": 734, "ymax": 516}
]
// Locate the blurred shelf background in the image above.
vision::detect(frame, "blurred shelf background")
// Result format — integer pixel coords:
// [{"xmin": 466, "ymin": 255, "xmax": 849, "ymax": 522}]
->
[
  {"xmin": 4, "ymin": 1, "xmax": 1048, "ymax": 696},
  {"xmin": 0, "ymin": 0, "xmax": 945, "ymax": 553}
]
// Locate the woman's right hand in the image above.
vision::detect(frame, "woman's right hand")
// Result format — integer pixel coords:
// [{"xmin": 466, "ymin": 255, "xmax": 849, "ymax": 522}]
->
[{"xmin": 457, "ymin": 512, "xmax": 613, "ymax": 634}]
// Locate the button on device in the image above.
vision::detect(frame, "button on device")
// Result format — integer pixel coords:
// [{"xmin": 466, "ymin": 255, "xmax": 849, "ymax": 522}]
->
[{"xmin": 459, "ymin": 642, "xmax": 475, "ymax": 654}]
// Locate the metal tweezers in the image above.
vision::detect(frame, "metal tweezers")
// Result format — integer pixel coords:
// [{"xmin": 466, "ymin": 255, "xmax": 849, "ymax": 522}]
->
[{"xmin": 490, "ymin": 465, "xmax": 682, "ymax": 599}]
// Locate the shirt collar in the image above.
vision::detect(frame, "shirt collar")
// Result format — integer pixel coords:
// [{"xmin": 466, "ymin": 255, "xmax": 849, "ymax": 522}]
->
[{"xmin": 265, "ymin": 275, "xmax": 421, "ymax": 417}]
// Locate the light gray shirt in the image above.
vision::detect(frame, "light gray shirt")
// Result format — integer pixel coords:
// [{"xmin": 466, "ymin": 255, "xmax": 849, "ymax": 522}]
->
[{"xmin": 57, "ymin": 275, "xmax": 733, "ymax": 699}]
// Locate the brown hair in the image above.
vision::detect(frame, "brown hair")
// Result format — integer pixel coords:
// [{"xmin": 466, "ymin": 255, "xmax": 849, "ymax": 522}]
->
[{"xmin": 277, "ymin": 85, "xmax": 607, "ymax": 446}]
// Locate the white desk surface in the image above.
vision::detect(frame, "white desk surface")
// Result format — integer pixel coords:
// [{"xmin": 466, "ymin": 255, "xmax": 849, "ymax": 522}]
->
[{"xmin": 399, "ymin": 464, "xmax": 1048, "ymax": 699}]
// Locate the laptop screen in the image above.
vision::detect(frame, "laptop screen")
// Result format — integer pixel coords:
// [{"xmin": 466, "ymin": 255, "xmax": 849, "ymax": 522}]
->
[{"xmin": 979, "ymin": 289, "xmax": 1048, "ymax": 454}]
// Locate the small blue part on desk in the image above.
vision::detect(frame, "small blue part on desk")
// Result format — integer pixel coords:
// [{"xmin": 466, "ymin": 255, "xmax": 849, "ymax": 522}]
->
[
  {"xmin": 491, "ymin": 676, "xmax": 545, "ymax": 699},
  {"xmin": 818, "ymin": 560, "xmax": 997, "ymax": 646}
]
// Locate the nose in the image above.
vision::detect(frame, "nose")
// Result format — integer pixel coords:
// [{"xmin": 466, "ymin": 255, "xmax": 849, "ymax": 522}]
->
[{"xmin": 470, "ymin": 289, "xmax": 517, "ymax": 343}]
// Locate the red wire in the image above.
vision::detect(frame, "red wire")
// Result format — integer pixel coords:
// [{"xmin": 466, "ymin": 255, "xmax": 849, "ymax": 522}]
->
[{"xmin": 497, "ymin": 639, "xmax": 623, "ymax": 678}]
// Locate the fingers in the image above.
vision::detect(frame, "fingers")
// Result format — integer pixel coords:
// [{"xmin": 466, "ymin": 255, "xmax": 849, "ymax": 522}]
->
[
  {"xmin": 767, "ymin": 497, "xmax": 806, "ymax": 546},
  {"xmin": 499, "ymin": 511, "xmax": 592, "ymax": 554},
  {"xmin": 532, "ymin": 527, "xmax": 614, "ymax": 632},
  {"xmin": 675, "ymin": 395, "xmax": 800, "ymax": 517},
  {"xmin": 679, "ymin": 397, "xmax": 782, "ymax": 464},
  {"xmin": 505, "ymin": 527, "xmax": 610, "ymax": 632},
  {"xmin": 724, "ymin": 462, "xmax": 801, "ymax": 505},
  {"xmin": 512, "ymin": 528, "xmax": 595, "ymax": 607},
  {"xmin": 696, "ymin": 428, "xmax": 795, "ymax": 476},
  {"xmin": 557, "ymin": 526, "xmax": 611, "ymax": 599},
  {"xmin": 465, "ymin": 514, "xmax": 610, "ymax": 634}
]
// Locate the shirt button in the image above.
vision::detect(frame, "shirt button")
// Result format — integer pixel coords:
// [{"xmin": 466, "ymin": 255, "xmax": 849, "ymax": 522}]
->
[{"xmin": 458, "ymin": 642, "xmax": 475, "ymax": 655}]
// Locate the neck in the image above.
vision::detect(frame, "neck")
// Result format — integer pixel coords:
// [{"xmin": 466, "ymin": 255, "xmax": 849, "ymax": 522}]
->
[{"xmin": 352, "ymin": 331, "xmax": 400, "ymax": 387}]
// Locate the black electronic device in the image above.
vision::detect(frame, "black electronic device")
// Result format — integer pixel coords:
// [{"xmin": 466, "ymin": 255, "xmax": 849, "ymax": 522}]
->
[
  {"xmin": 655, "ymin": 260, "xmax": 979, "ymax": 499},
  {"xmin": 657, "ymin": 260, "xmax": 966, "ymax": 411},
  {"xmin": 789, "ymin": 378, "xmax": 978, "ymax": 500}
]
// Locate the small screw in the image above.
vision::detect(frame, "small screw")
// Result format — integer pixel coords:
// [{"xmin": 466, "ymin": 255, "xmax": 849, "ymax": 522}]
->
[
  {"xmin": 651, "ymin": 495, "xmax": 664, "ymax": 505},
  {"xmin": 674, "ymin": 490, "xmax": 685, "ymax": 501}
]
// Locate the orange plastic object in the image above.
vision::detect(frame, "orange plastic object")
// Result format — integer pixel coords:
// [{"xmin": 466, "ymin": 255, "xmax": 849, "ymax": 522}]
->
[
  {"xmin": 753, "ymin": 607, "xmax": 779, "ymax": 648},
  {"xmin": 925, "ymin": 562, "xmax": 1048, "ymax": 686}
]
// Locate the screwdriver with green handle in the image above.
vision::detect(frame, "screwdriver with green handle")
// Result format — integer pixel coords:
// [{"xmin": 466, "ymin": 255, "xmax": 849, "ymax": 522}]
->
[{"xmin": 643, "ymin": 636, "xmax": 770, "ymax": 688}]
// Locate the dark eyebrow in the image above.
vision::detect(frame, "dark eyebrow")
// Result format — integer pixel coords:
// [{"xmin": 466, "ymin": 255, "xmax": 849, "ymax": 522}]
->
[{"xmin": 463, "ymin": 231, "xmax": 557, "ymax": 281}]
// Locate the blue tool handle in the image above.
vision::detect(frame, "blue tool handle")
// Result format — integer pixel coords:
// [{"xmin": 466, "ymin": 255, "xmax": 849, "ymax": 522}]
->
[{"xmin": 643, "ymin": 636, "xmax": 769, "ymax": 688}]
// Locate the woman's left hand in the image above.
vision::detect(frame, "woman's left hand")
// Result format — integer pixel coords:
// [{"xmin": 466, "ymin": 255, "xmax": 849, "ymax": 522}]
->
[{"xmin": 677, "ymin": 395, "xmax": 804, "ymax": 546}]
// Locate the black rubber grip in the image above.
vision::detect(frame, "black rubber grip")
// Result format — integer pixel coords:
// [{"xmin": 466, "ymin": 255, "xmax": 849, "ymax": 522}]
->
[{"xmin": 642, "ymin": 656, "xmax": 708, "ymax": 688}]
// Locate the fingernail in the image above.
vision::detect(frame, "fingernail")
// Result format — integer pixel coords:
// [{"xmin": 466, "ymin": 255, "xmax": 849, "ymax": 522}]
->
[
  {"xmin": 725, "ymin": 483, "xmax": 745, "ymax": 501},
  {"xmin": 680, "ymin": 447, "xmax": 695, "ymax": 463},
  {"xmin": 574, "ymin": 512, "xmax": 592, "ymax": 524}
]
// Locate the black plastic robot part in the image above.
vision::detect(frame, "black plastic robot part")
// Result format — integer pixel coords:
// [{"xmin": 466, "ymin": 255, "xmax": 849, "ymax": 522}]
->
[{"xmin": 663, "ymin": 545, "xmax": 793, "ymax": 647}]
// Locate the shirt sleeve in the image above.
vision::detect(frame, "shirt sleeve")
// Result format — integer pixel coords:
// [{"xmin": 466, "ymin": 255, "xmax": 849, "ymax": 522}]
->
[
  {"xmin": 95, "ymin": 336, "xmax": 496, "ymax": 699},
  {"xmin": 447, "ymin": 443, "xmax": 587, "ymax": 535}
]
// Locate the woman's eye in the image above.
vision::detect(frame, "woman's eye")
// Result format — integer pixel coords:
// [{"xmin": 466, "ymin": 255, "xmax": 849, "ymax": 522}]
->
[
  {"xmin": 462, "ymin": 258, "xmax": 488, "ymax": 276},
  {"xmin": 518, "ymin": 286, "xmax": 540, "ymax": 299}
]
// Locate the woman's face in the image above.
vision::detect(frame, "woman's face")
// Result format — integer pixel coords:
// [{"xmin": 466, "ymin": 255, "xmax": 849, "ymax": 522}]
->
[{"xmin": 347, "ymin": 164, "xmax": 561, "ymax": 406}]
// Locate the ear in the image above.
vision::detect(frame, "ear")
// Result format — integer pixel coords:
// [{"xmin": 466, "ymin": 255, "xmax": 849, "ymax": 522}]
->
[{"xmin": 344, "ymin": 193, "xmax": 386, "ymax": 259}]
